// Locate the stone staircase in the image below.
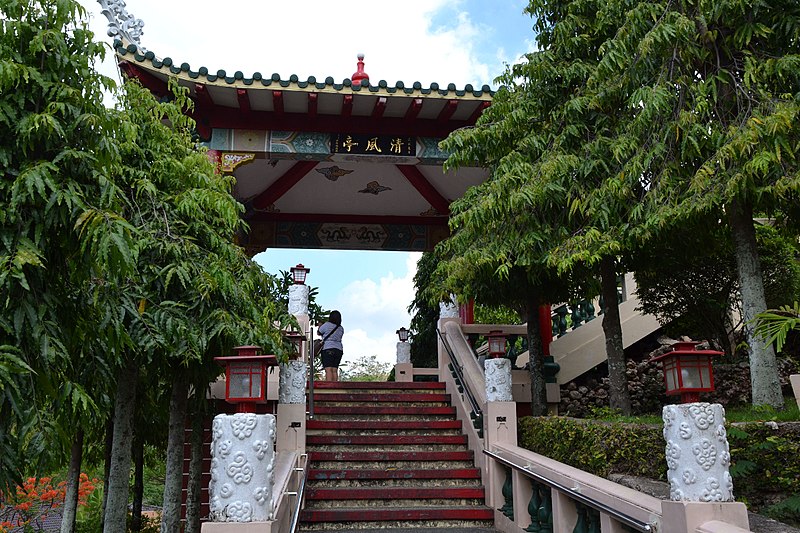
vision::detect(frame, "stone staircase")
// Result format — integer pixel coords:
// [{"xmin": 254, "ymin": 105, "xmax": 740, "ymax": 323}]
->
[{"xmin": 299, "ymin": 381, "xmax": 495, "ymax": 531}]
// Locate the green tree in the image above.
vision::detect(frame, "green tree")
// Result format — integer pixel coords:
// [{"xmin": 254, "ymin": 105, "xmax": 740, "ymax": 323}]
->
[
  {"xmin": 340, "ymin": 354, "xmax": 392, "ymax": 382},
  {"xmin": 0, "ymin": 0, "xmax": 132, "ymax": 493},
  {"xmin": 408, "ymin": 252, "xmax": 440, "ymax": 368},
  {"xmin": 591, "ymin": 0, "xmax": 800, "ymax": 407}
]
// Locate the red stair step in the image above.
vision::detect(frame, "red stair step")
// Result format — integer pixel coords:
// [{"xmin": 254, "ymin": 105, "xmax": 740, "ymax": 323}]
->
[
  {"xmin": 312, "ymin": 392, "xmax": 450, "ymax": 402},
  {"xmin": 307, "ymin": 419, "xmax": 462, "ymax": 431},
  {"xmin": 309, "ymin": 450, "xmax": 472, "ymax": 462},
  {"xmin": 313, "ymin": 381, "xmax": 444, "ymax": 390},
  {"xmin": 306, "ymin": 486, "xmax": 485, "ymax": 500},
  {"xmin": 308, "ymin": 468, "xmax": 482, "ymax": 481},
  {"xmin": 300, "ymin": 507, "xmax": 494, "ymax": 523},
  {"xmin": 307, "ymin": 435, "xmax": 467, "ymax": 446},
  {"xmin": 313, "ymin": 405, "xmax": 455, "ymax": 415}
]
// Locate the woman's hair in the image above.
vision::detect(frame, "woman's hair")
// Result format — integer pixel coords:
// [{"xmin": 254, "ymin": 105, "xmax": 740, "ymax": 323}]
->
[{"xmin": 328, "ymin": 310, "xmax": 342, "ymax": 326}]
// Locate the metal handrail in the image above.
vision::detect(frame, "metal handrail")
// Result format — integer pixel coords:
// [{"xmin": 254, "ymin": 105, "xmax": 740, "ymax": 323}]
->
[
  {"xmin": 436, "ymin": 327, "xmax": 482, "ymax": 420},
  {"xmin": 307, "ymin": 327, "xmax": 315, "ymax": 419},
  {"xmin": 484, "ymin": 449, "xmax": 653, "ymax": 532},
  {"xmin": 288, "ymin": 454, "xmax": 309, "ymax": 533}
]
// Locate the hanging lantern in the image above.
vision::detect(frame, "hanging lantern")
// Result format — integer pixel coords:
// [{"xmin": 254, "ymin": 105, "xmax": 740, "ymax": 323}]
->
[
  {"xmin": 487, "ymin": 330, "xmax": 507, "ymax": 358},
  {"xmin": 652, "ymin": 341, "xmax": 722, "ymax": 403},
  {"xmin": 214, "ymin": 346, "xmax": 278, "ymax": 413},
  {"xmin": 290, "ymin": 264, "xmax": 310, "ymax": 285}
]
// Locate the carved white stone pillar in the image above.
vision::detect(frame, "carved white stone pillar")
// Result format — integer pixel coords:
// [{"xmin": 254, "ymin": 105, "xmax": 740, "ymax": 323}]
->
[
  {"xmin": 396, "ymin": 342, "xmax": 411, "ymax": 364},
  {"xmin": 279, "ymin": 361, "xmax": 307, "ymax": 404},
  {"xmin": 485, "ymin": 358, "xmax": 513, "ymax": 402},
  {"xmin": 209, "ymin": 413, "xmax": 276, "ymax": 522},
  {"xmin": 439, "ymin": 298, "xmax": 459, "ymax": 319},
  {"xmin": 287, "ymin": 284, "xmax": 309, "ymax": 316},
  {"xmin": 663, "ymin": 403, "xmax": 734, "ymax": 502}
]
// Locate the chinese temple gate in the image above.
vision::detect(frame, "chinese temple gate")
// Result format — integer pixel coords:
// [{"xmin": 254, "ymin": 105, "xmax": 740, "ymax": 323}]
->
[{"xmin": 114, "ymin": 45, "xmax": 493, "ymax": 254}]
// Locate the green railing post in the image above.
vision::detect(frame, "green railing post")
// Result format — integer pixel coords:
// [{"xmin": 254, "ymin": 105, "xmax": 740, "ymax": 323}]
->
[
  {"xmin": 524, "ymin": 480, "xmax": 543, "ymax": 532},
  {"xmin": 500, "ymin": 467, "xmax": 514, "ymax": 519}
]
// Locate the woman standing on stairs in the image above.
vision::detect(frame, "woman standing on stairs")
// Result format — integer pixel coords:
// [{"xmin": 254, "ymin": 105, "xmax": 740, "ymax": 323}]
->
[{"xmin": 318, "ymin": 310, "xmax": 344, "ymax": 382}]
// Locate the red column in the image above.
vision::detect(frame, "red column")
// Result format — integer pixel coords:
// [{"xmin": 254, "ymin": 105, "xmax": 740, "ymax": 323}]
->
[
  {"xmin": 538, "ymin": 304, "xmax": 552, "ymax": 356},
  {"xmin": 207, "ymin": 149, "xmax": 221, "ymax": 173},
  {"xmin": 459, "ymin": 299, "xmax": 475, "ymax": 324}
]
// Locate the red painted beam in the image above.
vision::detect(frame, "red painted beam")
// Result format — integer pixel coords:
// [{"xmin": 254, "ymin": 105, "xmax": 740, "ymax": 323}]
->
[
  {"xmin": 246, "ymin": 212, "xmax": 447, "ymax": 226},
  {"xmin": 341, "ymin": 94, "xmax": 353, "ymax": 118},
  {"xmin": 118, "ymin": 62, "xmax": 169, "ymax": 98},
  {"xmin": 236, "ymin": 88, "xmax": 251, "ymax": 115},
  {"xmin": 468, "ymin": 100, "xmax": 491, "ymax": 125},
  {"xmin": 307, "ymin": 92, "xmax": 318, "ymax": 118},
  {"xmin": 272, "ymin": 90, "xmax": 284, "ymax": 116},
  {"xmin": 396, "ymin": 165, "xmax": 451, "ymax": 215},
  {"xmin": 198, "ymin": 106, "xmax": 474, "ymax": 138},
  {"xmin": 371, "ymin": 96, "xmax": 387, "ymax": 119},
  {"xmin": 251, "ymin": 160, "xmax": 318, "ymax": 210},
  {"xmin": 404, "ymin": 98, "xmax": 423, "ymax": 121},
  {"xmin": 194, "ymin": 83, "xmax": 214, "ymax": 108},
  {"xmin": 437, "ymin": 99, "xmax": 459, "ymax": 122}
]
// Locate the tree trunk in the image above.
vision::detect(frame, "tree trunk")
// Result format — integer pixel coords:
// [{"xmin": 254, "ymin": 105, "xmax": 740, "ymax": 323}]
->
[
  {"xmin": 161, "ymin": 375, "xmax": 189, "ymax": 533},
  {"xmin": 184, "ymin": 410, "xmax": 204, "ymax": 533},
  {"xmin": 101, "ymin": 416, "xmax": 113, "ymax": 530},
  {"xmin": 103, "ymin": 356, "xmax": 139, "ymax": 533},
  {"xmin": 600, "ymin": 257, "xmax": 632, "ymax": 415},
  {"xmin": 728, "ymin": 198, "xmax": 784, "ymax": 408},
  {"xmin": 527, "ymin": 297, "xmax": 548, "ymax": 416},
  {"xmin": 131, "ymin": 436, "xmax": 144, "ymax": 531},
  {"xmin": 60, "ymin": 428, "xmax": 84, "ymax": 533}
]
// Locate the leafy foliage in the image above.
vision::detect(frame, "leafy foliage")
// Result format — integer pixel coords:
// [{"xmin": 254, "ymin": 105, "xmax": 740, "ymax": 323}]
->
[
  {"xmin": 755, "ymin": 302, "xmax": 800, "ymax": 353},
  {"xmin": 339, "ymin": 354, "xmax": 392, "ymax": 382}
]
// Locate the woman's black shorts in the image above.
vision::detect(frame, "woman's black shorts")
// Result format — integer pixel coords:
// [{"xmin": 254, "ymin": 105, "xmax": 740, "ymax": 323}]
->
[{"xmin": 321, "ymin": 348, "xmax": 343, "ymax": 368}]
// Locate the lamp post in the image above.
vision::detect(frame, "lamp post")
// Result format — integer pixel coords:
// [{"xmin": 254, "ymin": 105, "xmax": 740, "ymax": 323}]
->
[
  {"xmin": 283, "ymin": 330, "xmax": 305, "ymax": 359},
  {"xmin": 396, "ymin": 327, "xmax": 409, "ymax": 342},
  {"xmin": 652, "ymin": 341, "xmax": 722, "ymax": 403},
  {"xmin": 290, "ymin": 263, "xmax": 310, "ymax": 285},
  {"xmin": 487, "ymin": 330, "xmax": 507, "ymax": 358},
  {"xmin": 214, "ymin": 345, "xmax": 278, "ymax": 413}
]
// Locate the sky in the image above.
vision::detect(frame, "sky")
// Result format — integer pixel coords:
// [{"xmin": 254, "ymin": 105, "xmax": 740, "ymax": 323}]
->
[{"xmin": 77, "ymin": 0, "xmax": 537, "ymax": 369}]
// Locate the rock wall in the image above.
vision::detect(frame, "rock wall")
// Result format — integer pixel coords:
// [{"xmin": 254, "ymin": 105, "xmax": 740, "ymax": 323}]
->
[{"xmin": 559, "ymin": 341, "xmax": 799, "ymax": 416}]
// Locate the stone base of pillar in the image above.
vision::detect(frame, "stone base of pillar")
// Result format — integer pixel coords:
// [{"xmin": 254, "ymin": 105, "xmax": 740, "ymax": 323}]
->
[
  {"xmin": 660, "ymin": 501, "xmax": 749, "ymax": 533},
  {"xmin": 276, "ymin": 403, "xmax": 306, "ymax": 453},
  {"xmin": 202, "ymin": 522, "xmax": 273, "ymax": 533},
  {"xmin": 394, "ymin": 362, "xmax": 413, "ymax": 382},
  {"xmin": 484, "ymin": 401, "xmax": 517, "ymax": 509}
]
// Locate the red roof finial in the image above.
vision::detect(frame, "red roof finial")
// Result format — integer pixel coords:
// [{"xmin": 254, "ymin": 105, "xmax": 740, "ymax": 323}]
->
[{"xmin": 351, "ymin": 53, "xmax": 369, "ymax": 87}]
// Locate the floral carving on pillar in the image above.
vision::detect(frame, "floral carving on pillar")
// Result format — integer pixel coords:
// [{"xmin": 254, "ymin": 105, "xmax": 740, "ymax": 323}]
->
[
  {"xmin": 279, "ymin": 361, "xmax": 307, "ymax": 404},
  {"xmin": 209, "ymin": 414, "xmax": 276, "ymax": 522},
  {"xmin": 288, "ymin": 284, "xmax": 309, "ymax": 316},
  {"xmin": 396, "ymin": 342, "xmax": 411, "ymax": 364},
  {"xmin": 662, "ymin": 403, "xmax": 734, "ymax": 502},
  {"xmin": 485, "ymin": 358, "xmax": 513, "ymax": 402}
]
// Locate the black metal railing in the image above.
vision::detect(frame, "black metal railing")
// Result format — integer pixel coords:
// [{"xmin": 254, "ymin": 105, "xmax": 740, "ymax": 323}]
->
[{"xmin": 437, "ymin": 327, "xmax": 483, "ymax": 437}]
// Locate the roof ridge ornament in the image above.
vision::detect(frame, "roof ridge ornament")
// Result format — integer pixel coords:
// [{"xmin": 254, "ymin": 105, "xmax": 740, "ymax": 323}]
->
[
  {"xmin": 98, "ymin": 0, "xmax": 146, "ymax": 52},
  {"xmin": 351, "ymin": 53, "xmax": 369, "ymax": 87}
]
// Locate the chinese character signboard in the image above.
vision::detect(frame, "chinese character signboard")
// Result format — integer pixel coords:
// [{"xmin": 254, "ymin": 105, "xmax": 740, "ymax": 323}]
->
[{"xmin": 331, "ymin": 134, "xmax": 416, "ymax": 157}]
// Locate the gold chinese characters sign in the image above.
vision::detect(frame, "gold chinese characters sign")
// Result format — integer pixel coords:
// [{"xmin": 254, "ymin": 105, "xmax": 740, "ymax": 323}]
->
[{"xmin": 331, "ymin": 134, "xmax": 416, "ymax": 157}]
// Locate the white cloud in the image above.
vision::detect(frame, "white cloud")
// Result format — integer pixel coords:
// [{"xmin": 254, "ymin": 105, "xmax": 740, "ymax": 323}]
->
[{"xmin": 337, "ymin": 253, "xmax": 421, "ymax": 368}]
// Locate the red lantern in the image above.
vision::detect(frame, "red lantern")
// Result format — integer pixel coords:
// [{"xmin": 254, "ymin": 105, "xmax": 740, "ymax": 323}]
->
[
  {"xmin": 214, "ymin": 345, "xmax": 278, "ymax": 413},
  {"xmin": 290, "ymin": 264, "xmax": 310, "ymax": 285},
  {"xmin": 652, "ymin": 341, "xmax": 722, "ymax": 403},
  {"xmin": 487, "ymin": 330, "xmax": 507, "ymax": 358}
]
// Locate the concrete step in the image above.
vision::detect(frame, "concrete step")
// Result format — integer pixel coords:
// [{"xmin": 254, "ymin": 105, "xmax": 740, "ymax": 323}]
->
[
  {"xmin": 299, "ymin": 506, "xmax": 494, "ymax": 527},
  {"xmin": 313, "ymin": 382, "xmax": 445, "ymax": 391},
  {"xmin": 312, "ymin": 392, "xmax": 451, "ymax": 403},
  {"xmin": 308, "ymin": 468, "xmax": 482, "ymax": 483},
  {"xmin": 306, "ymin": 419, "xmax": 463, "ymax": 432},
  {"xmin": 313, "ymin": 405, "xmax": 456, "ymax": 416},
  {"xmin": 306, "ymin": 486, "xmax": 485, "ymax": 501},
  {"xmin": 307, "ymin": 435, "xmax": 467, "ymax": 446},
  {"xmin": 301, "ymin": 529, "xmax": 499, "ymax": 533},
  {"xmin": 309, "ymin": 450, "xmax": 472, "ymax": 462}
]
